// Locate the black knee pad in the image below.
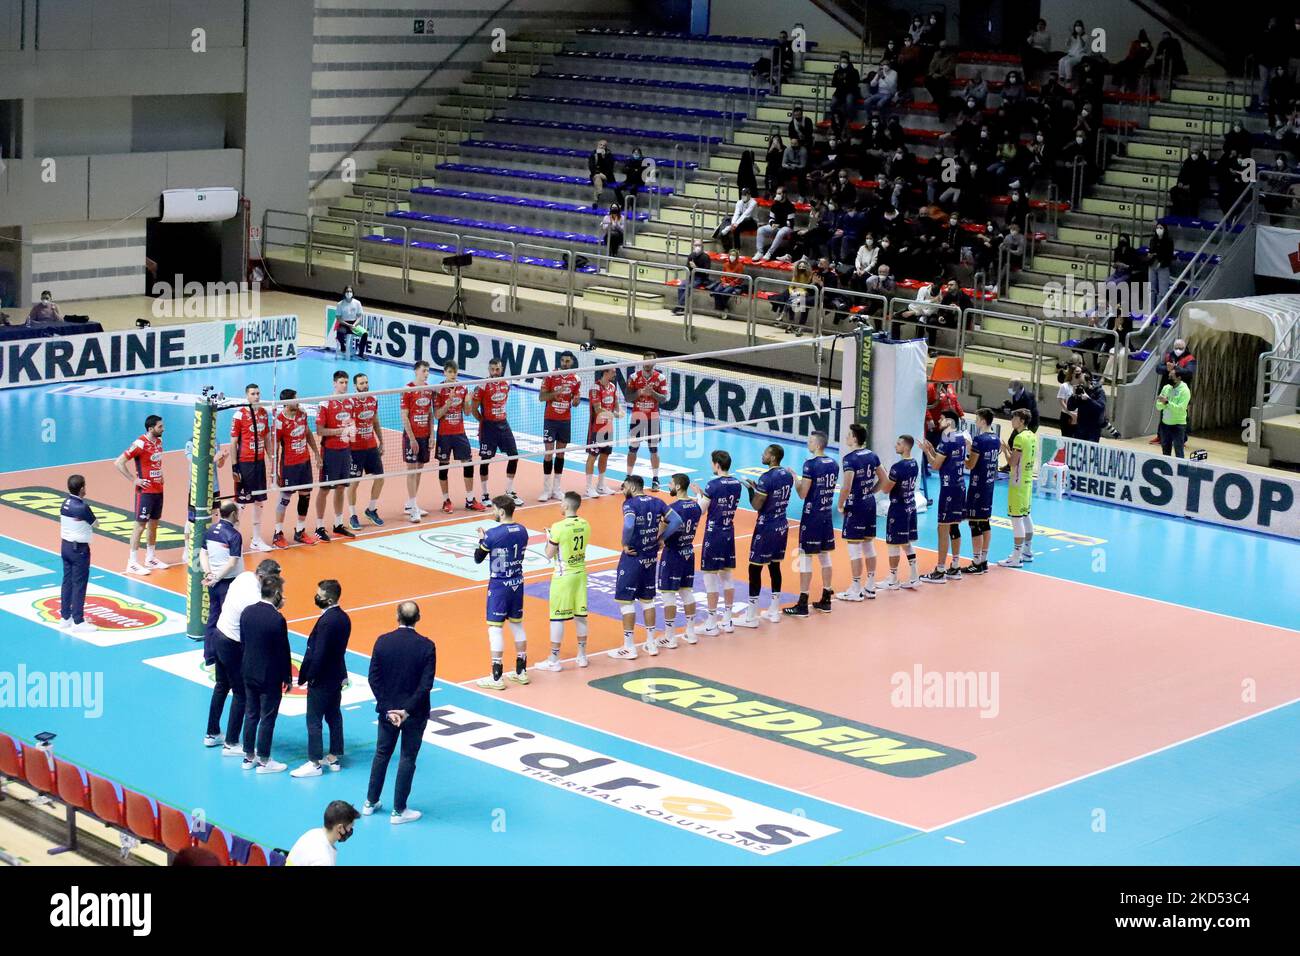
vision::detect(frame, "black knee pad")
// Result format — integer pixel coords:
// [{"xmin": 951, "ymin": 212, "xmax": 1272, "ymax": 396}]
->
[
  {"xmin": 506, "ymin": 459, "xmax": 518, "ymax": 476},
  {"xmin": 462, "ymin": 465, "xmax": 474, "ymax": 483},
  {"xmin": 297, "ymin": 494, "xmax": 310, "ymax": 518},
  {"xmin": 554, "ymin": 453, "xmax": 566, "ymax": 471},
  {"xmin": 748, "ymin": 563, "xmax": 763, "ymax": 597},
  {"xmin": 769, "ymin": 562, "xmax": 783, "ymax": 592},
  {"xmin": 949, "ymin": 524, "xmax": 962, "ymax": 541}
]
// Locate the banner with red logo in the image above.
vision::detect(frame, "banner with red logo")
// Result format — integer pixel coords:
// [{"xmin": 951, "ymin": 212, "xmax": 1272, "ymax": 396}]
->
[{"xmin": 1255, "ymin": 226, "xmax": 1300, "ymax": 281}]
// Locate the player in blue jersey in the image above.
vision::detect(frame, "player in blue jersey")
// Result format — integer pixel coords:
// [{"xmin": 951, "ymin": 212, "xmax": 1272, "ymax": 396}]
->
[
  {"xmin": 784, "ymin": 431, "xmax": 840, "ymax": 617},
  {"xmin": 963, "ymin": 408, "xmax": 1001, "ymax": 575},
  {"xmin": 692, "ymin": 450, "xmax": 743, "ymax": 635},
  {"xmin": 473, "ymin": 496, "xmax": 532, "ymax": 690},
  {"xmin": 610, "ymin": 475, "xmax": 682, "ymax": 660},
  {"xmin": 835, "ymin": 422, "xmax": 881, "ymax": 601},
  {"xmin": 735, "ymin": 444, "xmax": 796, "ymax": 629},
  {"xmin": 921, "ymin": 410, "xmax": 971, "ymax": 583},
  {"xmin": 654, "ymin": 474, "xmax": 702, "ymax": 649},
  {"xmin": 876, "ymin": 435, "xmax": 920, "ymax": 590}
]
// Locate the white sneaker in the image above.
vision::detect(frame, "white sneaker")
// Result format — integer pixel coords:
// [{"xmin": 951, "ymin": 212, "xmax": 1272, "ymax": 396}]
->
[
  {"xmin": 682, "ymin": 631, "xmax": 698, "ymax": 645},
  {"xmin": 145, "ymin": 556, "xmax": 168, "ymax": 569},
  {"xmin": 391, "ymin": 808, "xmax": 422, "ymax": 825},
  {"xmin": 585, "ymin": 485, "xmax": 599, "ymax": 499},
  {"xmin": 609, "ymin": 645, "xmax": 638, "ymax": 660},
  {"xmin": 644, "ymin": 638, "xmax": 660, "ymax": 656},
  {"xmin": 733, "ymin": 609, "xmax": 760, "ymax": 629},
  {"xmin": 249, "ymin": 538, "xmax": 271, "ymax": 553},
  {"xmin": 656, "ymin": 634, "xmax": 678, "ymax": 649},
  {"xmin": 414, "ymin": 505, "xmax": 429, "ymax": 518},
  {"xmin": 598, "ymin": 482, "xmax": 615, "ymax": 496},
  {"xmin": 221, "ymin": 744, "xmax": 243, "ymax": 758},
  {"xmin": 722, "ymin": 621, "xmax": 735, "ymax": 634},
  {"xmin": 863, "ymin": 587, "xmax": 877, "ymax": 599},
  {"xmin": 538, "ymin": 478, "xmax": 554, "ymax": 502},
  {"xmin": 507, "ymin": 671, "xmax": 531, "ymax": 686},
  {"xmin": 533, "ymin": 659, "xmax": 563, "ymax": 672},
  {"xmin": 125, "ymin": 562, "xmax": 151, "ymax": 576},
  {"xmin": 762, "ymin": 607, "xmax": 782, "ymax": 624},
  {"xmin": 998, "ymin": 556, "xmax": 1023, "ymax": 567},
  {"xmin": 576, "ymin": 649, "xmax": 589, "ymax": 668},
  {"xmin": 324, "ymin": 756, "xmax": 342, "ymax": 772},
  {"xmin": 702, "ymin": 620, "xmax": 719, "ymax": 636},
  {"xmin": 834, "ymin": 589, "xmax": 865, "ymax": 602},
  {"xmin": 899, "ymin": 577, "xmax": 919, "ymax": 590},
  {"xmin": 255, "ymin": 759, "xmax": 287, "ymax": 774},
  {"xmin": 476, "ymin": 676, "xmax": 506, "ymax": 690},
  {"xmin": 1022, "ymin": 549, "xmax": 1035, "ymax": 563},
  {"xmin": 57, "ymin": 617, "xmax": 73, "ymax": 630},
  {"xmin": 880, "ymin": 578, "xmax": 899, "ymax": 590},
  {"xmin": 290, "ymin": 761, "xmax": 323, "ymax": 778},
  {"xmin": 69, "ymin": 621, "xmax": 98, "ymax": 634},
  {"xmin": 362, "ymin": 800, "xmax": 382, "ymax": 816},
  {"xmin": 202, "ymin": 734, "xmax": 223, "ymax": 748}
]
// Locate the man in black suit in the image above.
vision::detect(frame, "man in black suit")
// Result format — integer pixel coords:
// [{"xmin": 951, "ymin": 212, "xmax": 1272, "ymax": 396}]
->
[
  {"xmin": 291, "ymin": 579, "xmax": 352, "ymax": 779},
  {"xmin": 363, "ymin": 601, "xmax": 436, "ymax": 825},
  {"xmin": 240, "ymin": 573, "xmax": 292, "ymax": 774}
]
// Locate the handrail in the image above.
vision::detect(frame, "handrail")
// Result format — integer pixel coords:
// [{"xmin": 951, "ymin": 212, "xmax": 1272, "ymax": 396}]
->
[
  {"xmin": 309, "ymin": 0, "xmax": 518, "ymax": 194},
  {"xmin": 624, "ymin": 193, "xmax": 638, "ymax": 244},
  {"xmin": 682, "ymin": 265, "xmax": 754, "ymax": 344}
]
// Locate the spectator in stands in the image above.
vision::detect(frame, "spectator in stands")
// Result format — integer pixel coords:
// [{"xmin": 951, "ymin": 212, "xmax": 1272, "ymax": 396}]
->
[
  {"xmin": 1025, "ymin": 19, "xmax": 1053, "ymax": 73},
  {"xmin": 813, "ymin": 256, "xmax": 851, "ymax": 324},
  {"xmin": 335, "ymin": 285, "xmax": 369, "ymax": 358},
  {"xmin": 1058, "ymin": 21, "xmax": 1088, "ymax": 85},
  {"xmin": 937, "ymin": 159, "xmax": 972, "ymax": 211},
  {"xmin": 1262, "ymin": 153, "xmax": 1300, "ymax": 222},
  {"xmin": 921, "ymin": 11, "xmax": 944, "ymax": 47},
  {"xmin": 1106, "ymin": 234, "xmax": 1142, "ymax": 284},
  {"xmin": 863, "ymin": 62, "xmax": 899, "ymax": 119},
  {"xmin": 1000, "ymin": 70, "xmax": 1028, "ymax": 129},
  {"xmin": 1002, "ymin": 380, "xmax": 1040, "ymax": 432},
  {"xmin": 764, "ymin": 133, "xmax": 786, "ymax": 197},
  {"xmin": 895, "ymin": 279, "xmax": 942, "ymax": 343},
  {"xmin": 781, "ymin": 137, "xmax": 810, "ymax": 200},
  {"xmin": 850, "ymin": 234, "xmax": 879, "ymax": 290},
  {"xmin": 1160, "ymin": 338, "xmax": 1197, "ymax": 387},
  {"xmin": 1156, "ymin": 368, "xmax": 1191, "ymax": 458},
  {"xmin": 772, "ymin": 30, "xmax": 796, "ymax": 91},
  {"xmin": 26, "ymin": 290, "xmax": 62, "ymax": 325},
  {"xmin": 940, "ymin": 278, "xmax": 973, "ymax": 336},
  {"xmin": 1067, "ymin": 374, "xmax": 1108, "ymax": 442},
  {"xmin": 925, "ymin": 41, "xmax": 958, "ymax": 121},
  {"xmin": 736, "ymin": 149, "xmax": 759, "ymax": 198},
  {"xmin": 962, "ymin": 72, "xmax": 990, "ymax": 109},
  {"xmin": 1259, "ymin": 17, "xmax": 1289, "ymax": 101},
  {"xmin": 600, "ymin": 204, "xmax": 625, "ymax": 258},
  {"xmin": 1077, "ymin": 309, "xmax": 1134, "ymax": 374},
  {"xmin": 772, "ymin": 260, "xmax": 814, "ymax": 334},
  {"xmin": 830, "ymin": 53, "xmax": 861, "ymax": 123},
  {"xmin": 754, "ymin": 187, "xmax": 795, "ymax": 262},
  {"xmin": 1147, "ymin": 222, "xmax": 1175, "ymax": 304},
  {"xmin": 615, "ymin": 147, "xmax": 648, "ymax": 207},
  {"xmin": 674, "ymin": 240, "xmax": 714, "ymax": 315},
  {"xmin": 711, "ymin": 249, "xmax": 747, "ymax": 312},
  {"xmin": 1217, "ymin": 148, "xmax": 1252, "ymax": 213},
  {"xmin": 1057, "ymin": 364, "xmax": 1084, "ymax": 437},
  {"xmin": 1266, "ymin": 66, "xmax": 1294, "ymax": 130},
  {"xmin": 1056, "ymin": 129, "xmax": 1094, "ymax": 197},
  {"xmin": 1111, "ymin": 30, "xmax": 1153, "ymax": 92},
  {"xmin": 792, "ymin": 197, "xmax": 832, "ymax": 261},
  {"xmin": 1280, "ymin": 109, "xmax": 1300, "ymax": 160},
  {"xmin": 1169, "ymin": 146, "xmax": 1211, "ymax": 217},
  {"xmin": 787, "ymin": 102, "xmax": 815, "ymax": 148},
  {"xmin": 715, "ymin": 187, "xmax": 757, "ymax": 252},
  {"xmin": 1003, "ymin": 222, "xmax": 1026, "ymax": 271},
  {"xmin": 587, "ymin": 139, "xmax": 615, "ymax": 208},
  {"xmin": 907, "ymin": 14, "xmax": 926, "ymax": 45},
  {"xmin": 1223, "ymin": 120, "xmax": 1253, "ymax": 161},
  {"xmin": 897, "ymin": 36, "xmax": 925, "ymax": 84},
  {"xmin": 859, "ymin": 264, "xmax": 897, "ymax": 327},
  {"xmin": 1152, "ymin": 32, "xmax": 1187, "ymax": 81},
  {"xmin": 830, "ymin": 199, "xmax": 868, "ymax": 265}
]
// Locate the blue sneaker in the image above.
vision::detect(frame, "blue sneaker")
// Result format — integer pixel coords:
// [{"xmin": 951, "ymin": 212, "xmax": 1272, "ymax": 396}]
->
[
  {"xmin": 364, "ymin": 508, "xmax": 384, "ymax": 526},
  {"xmin": 349, "ymin": 515, "xmax": 361, "ymax": 531}
]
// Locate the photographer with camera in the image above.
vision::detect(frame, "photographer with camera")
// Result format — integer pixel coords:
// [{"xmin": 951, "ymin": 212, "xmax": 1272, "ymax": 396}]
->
[
  {"xmin": 1067, "ymin": 374, "xmax": 1108, "ymax": 443},
  {"xmin": 1056, "ymin": 363, "xmax": 1083, "ymax": 438}
]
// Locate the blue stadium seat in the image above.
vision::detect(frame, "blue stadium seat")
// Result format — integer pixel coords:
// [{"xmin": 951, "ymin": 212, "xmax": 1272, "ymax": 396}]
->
[
  {"xmin": 387, "ymin": 209, "xmax": 606, "ymax": 245},
  {"xmin": 485, "ymin": 116, "xmax": 723, "ymax": 145},
  {"xmin": 362, "ymin": 234, "xmax": 600, "ymax": 272},
  {"xmin": 534, "ymin": 72, "xmax": 765, "ymax": 99},
  {"xmin": 555, "ymin": 50, "xmax": 756, "ymax": 72},
  {"xmin": 458, "ymin": 139, "xmax": 698, "ymax": 170},
  {"xmin": 507, "ymin": 94, "xmax": 747, "ymax": 123},
  {"xmin": 436, "ymin": 162, "xmax": 673, "ymax": 195},
  {"xmin": 409, "ymin": 185, "xmax": 652, "ymax": 219}
]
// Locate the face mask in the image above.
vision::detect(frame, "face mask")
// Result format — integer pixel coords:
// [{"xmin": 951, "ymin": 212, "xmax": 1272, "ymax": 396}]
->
[
  {"xmin": 1076, "ymin": 137, "xmax": 1085, "ymax": 145},
  {"xmin": 1191, "ymin": 153, "xmax": 1199, "ymax": 160},
  {"xmin": 881, "ymin": 241, "xmax": 890, "ymax": 249},
  {"xmin": 344, "ymin": 292, "xmax": 352, "ymax": 300},
  {"xmin": 337, "ymin": 826, "xmax": 354, "ymax": 843},
  {"xmin": 1156, "ymin": 228, "xmax": 1165, "ymax": 236},
  {"xmin": 967, "ymin": 100, "xmax": 976, "ymax": 109},
  {"xmin": 864, "ymin": 239, "xmax": 874, "ymax": 247},
  {"xmin": 1008, "ymin": 388, "xmax": 1017, "ymax": 396},
  {"xmin": 42, "ymin": 296, "xmax": 51, "ymax": 303}
]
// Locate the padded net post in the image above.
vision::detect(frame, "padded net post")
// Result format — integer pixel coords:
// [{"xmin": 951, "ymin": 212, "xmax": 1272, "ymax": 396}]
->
[{"xmin": 185, "ymin": 399, "xmax": 217, "ymax": 640}]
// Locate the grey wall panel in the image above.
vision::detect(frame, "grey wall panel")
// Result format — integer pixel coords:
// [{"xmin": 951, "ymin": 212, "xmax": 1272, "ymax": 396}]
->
[
  {"xmin": 88, "ymin": 151, "xmax": 167, "ymax": 220},
  {"xmin": 36, "ymin": 0, "xmax": 92, "ymax": 51},
  {"xmin": 0, "ymin": 155, "xmax": 90, "ymax": 225},
  {"xmin": 132, "ymin": 94, "xmax": 229, "ymax": 152},
  {"xmin": 1, "ymin": 47, "xmax": 246, "ymax": 97},
  {"xmin": 166, "ymin": 148, "xmax": 242, "ymax": 189},
  {"xmin": 91, "ymin": 0, "xmax": 171, "ymax": 50},
  {"xmin": 169, "ymin": 0, "xmax": 245, "ymax": 49},
  {"xmin": 0, "ymin": 0, "xmax": 21, "ymax": 52},
  {"xmin": 34, "ymin": 96, "xmax": 133, "ymax": 156}
]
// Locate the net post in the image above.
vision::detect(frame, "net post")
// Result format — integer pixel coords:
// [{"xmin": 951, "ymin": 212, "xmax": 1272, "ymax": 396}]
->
[{"xmin": 185, "ymin": 398, "xmax": 217, "ymax": 640}]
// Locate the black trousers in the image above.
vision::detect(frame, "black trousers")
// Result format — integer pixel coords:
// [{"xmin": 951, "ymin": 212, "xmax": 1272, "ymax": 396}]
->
[
  {"xmin": 60, "ymin": 541, "xmax": 90, "ymax": 624},
  {"xmin": 366, "ymin": 714, "xmax": 428, "ymax": 814},
  {"xmin": 242, "ymin": 677, "xmax": 282, "ymax": 760},
  {"xmin": 208, "ymin": 634, "xmax": 245, "ymax": 743},
  {"xmin": 203, "ymin": 577, "xmax": 232, "ymax": 665},
  {"xmin": 306, "ymin": 683, "xmax": 345, "ymax": 763}
]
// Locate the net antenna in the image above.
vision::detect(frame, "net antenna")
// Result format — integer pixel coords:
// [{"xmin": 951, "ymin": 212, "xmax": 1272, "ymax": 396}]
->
[{"xmin": 440, "ymin": 253, "xmax": 471, "ymax": 329}]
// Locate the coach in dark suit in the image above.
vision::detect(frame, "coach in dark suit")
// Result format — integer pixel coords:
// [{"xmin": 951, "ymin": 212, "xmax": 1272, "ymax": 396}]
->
[
  {"xmin": 364, "ymin": 601, "xmax": 436, "ymax": 825},
  {"xmin": 240, "ymin": 574, "xmax": 292, "ymax": 774},
  {"xmin": 291, "ymin": 579, "xmax": 352, "ymax": 779}
]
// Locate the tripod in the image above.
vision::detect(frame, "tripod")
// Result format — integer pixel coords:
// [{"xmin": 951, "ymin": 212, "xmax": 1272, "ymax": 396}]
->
[{"xmin": 440, "ymin": 265, "xmax": 468, "ymax": 328}]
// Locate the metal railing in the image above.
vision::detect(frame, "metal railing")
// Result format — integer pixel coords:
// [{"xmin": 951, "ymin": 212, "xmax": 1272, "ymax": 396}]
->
[{"xmin": 680, "ymin": 265, "xmax": 754, "ymax": 343}]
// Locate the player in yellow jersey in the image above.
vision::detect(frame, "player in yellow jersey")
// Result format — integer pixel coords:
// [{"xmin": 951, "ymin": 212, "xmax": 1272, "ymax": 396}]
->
[{"xmin": 535, "ymin": 491, "xmax": 591, "ymax": 672}]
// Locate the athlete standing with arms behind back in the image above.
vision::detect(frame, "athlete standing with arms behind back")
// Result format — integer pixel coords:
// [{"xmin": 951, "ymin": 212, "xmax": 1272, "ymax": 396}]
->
[
  {"xmin": 272, "ymin": 388, "xmax": 320, "ymax": 548},
  {"xmin": 434, "ymin": 361, "xmax": 480, "ymax": 514},
  {"xmin": 963, "ymin": 407, "xmax": 1001, "ymax": 575},
  {"xmin": 921, "ymin": 410, "xmax": 969, "ymax": 583},
  {"xmin": 999, "ymin": 409, "xmax": 1038, "ymax": 567},
  {"xmin": 784, "ymin": 431, "xmax": 838, "ymax": 617},
  {"xmin": 876, "ymin": 435, "xmax": 920, "ymax": 590},
  {"xmin": 114, "ymin": 414, "xmax": 167, "ymax": 575},
  {"xmin": 693, "ymin": 450, "xmax": 742, "ymax": 634},
  {"xmin": 471, "ymin": 358, "xmax": 524, "ymax": 507},
  {"xmin": 538, "ymin": 352, "xmax": 582, "ymax": 502},
  {"xmin": 229, "ymin": 384, "xmax": 274, "ymax": 553},
  {"xmin": 655, "ymin": 474, "xmax": 702, "ymax": 648},
  {"xmin": 836, "ymin": 423, "xmax": 880, "ymax": 601},
  {"xmin": 626, "ymin": 352, "xmax": 668, "ymax": 490},
  {"xmin": 401, "ymin": 360, "xmax": 434, "ymax": 521},
  {"xmin": 610, "ymin": 475, "xmax": 682, "ymax": 660},
  {"xmin": 536, "ymin": 491, "xmax": 592, "ymax": 672},
  {"xmin": 735, "ymin": 444, "xmax": 795, "ymax": 629},
  {"xmin": 346, "ymin": 372, "xmax": 385, "ymax": 530},
  {"xmin": 314, "ymin": 370, "xmax": 356, "ymax": 542},
  {"xmin": 585, "ymin": 366, "xmax": 622, "ymax": 498},
  {"xmin": 474, "ymin": 496, "xmax": 531, "ymax": 690}
]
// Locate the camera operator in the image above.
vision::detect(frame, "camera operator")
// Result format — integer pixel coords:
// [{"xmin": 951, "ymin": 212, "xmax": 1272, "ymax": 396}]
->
[{"xmin": 1067, "ymin": 374, "xmax": 1108, "ymax": 443}]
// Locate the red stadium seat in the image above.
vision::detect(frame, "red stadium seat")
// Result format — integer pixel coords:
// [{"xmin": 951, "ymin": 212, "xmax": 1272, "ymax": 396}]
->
[
  {"xmin": 54, "ymin": 759, "xmax": 91, "ymax": 811},
  {"xmin": 22, "ymin": 746, "xmax": 56, "ymax": 797},
  {"xmin": 123, "ymin": 788, "xmax": 160, "ymax": 844},
  {"xmin": 158, "ymin": 804, "xmax": 196, "ymax": 855},
  {"xmin": 87, "ymin": 773, "xmax": 125, "ymax": 827},
  {"xmin": 0, "ymin": 733, "xmax": 23, "ymax": 784},
  {"xmin": 242, "ymin": 844, "xmax": 268, "ymax": 867},
  {"xmin": 201, "ymin": 825, "xmax": 234, "ymax": 866}
]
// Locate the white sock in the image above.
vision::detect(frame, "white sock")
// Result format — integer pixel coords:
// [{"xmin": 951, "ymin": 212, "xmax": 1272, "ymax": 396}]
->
[
  {"xmin": 722, "ymin": 600, "xmax": 733, "ymax": 623},
  {"xmin": 368, "ymin": 499, "xmax": 379, "ymax": 511},
  {"xmin": 145, "ymin": 546, "xmax": 155, "ymax": 561},
  {"xmin": 867, "ymin": 572, "xmax": 876, "ymax": 590},
  {"xmin": 506, "ymin": 476, "xmax": 515, "ymax": 493},
  {"xmin": 623, "ymin": 629, "xmax": 635, "ymax": 649},
  {"xmin": 405, "ymin": 497, "xmax": 415, "ymax": 510},
  {"xmin": 129, "ymin": 549, "xmax": 138, "ymax": 565},
  {"xmin": 296, "ymin": 520, "xmax": 305, "ymax": 533}
]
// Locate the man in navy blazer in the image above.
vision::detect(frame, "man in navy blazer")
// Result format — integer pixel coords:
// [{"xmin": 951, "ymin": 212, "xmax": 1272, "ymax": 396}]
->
[
  {"xmin": 363, "ymin": 601, "xmax": 436, "ymax": 825},
  {"xmin": 240, "ymin": 573, "xmax": 292, "ymax": 774},
  {"xmin": 292, "ymin": 579, "xmax": 352, "ymax": 779}
]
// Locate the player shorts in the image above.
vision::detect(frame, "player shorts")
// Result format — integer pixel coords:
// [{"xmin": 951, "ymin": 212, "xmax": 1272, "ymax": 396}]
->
[
  {"xmin": 749, "ymin": 523, "xmax": 789, "ymax": 565},
  {"xmin": 1007, "ymin": 483, "xmax": 1032, "ymax": 518},
  {"xmin": 435, "ymin": 432, "xmax": 472, "ymax": 466},
  {"xmin": 279, "ymin": 462, "xmax": 313, "ymax": 493},
  {"xmin": 842, "ymin": 507, "xmax": 876, "ymax": 541},
  {"xmin": 233, "ymin": 460, "xmax": 268, "ymax": 504},
  {"xmin": 321, "ymin": 447, "xmax": 353, "ymax": 485},
  {"xmin": 403, "ymin": 434, "xmax": 431, "ymax": 465},
  {"xmin": 700, "ymin": 534, "xmax": 736, "ymax": 572},
  {"xmin": 486, "ymin": 579, "xmax": 524, "ymax": 625},
  {"xmin": 798, "ymin": 517, "xmax": 836, "ymax": 554},
  {"xmin": 965, "ymin": 484, "xmax": 993, "ymax": 521},
  {"xmin": 657, "ymin": 549, "xmax": 695, "ymax": 592},
  {"xmin": 478, "ymin": 421, "xmax": 518, "ymax": 459},
  {"xmin": 937, "ymin": 484, "xmax": 967, "ymax": 524},
  {"xmin": 350, "ymin": 447, "xmax": 384, "ymax": 477},
  {"xmin": 549, "ymin": 570, "xmax": 588, "ymax": 622},
  {"xmin": 542, "ymin": 419, "xmax": 572, "ymax": 446},
  {"xmin": 628, "ymin": 414, "xmax": 660, "ymax": 451},
  {"xmin": 615, "ymin": 554, "xmax": 657, "ymax": 602},
  {"xmin": 885, "ymin": 505, "xmax": 918, "ymax": 545},
  {"xmin": 586, "ymin": 423, "xmax": 614, "ymax": 457},
  {"xmin": 134, "ymin": 491, "xmax": 164, "ymax": 522}
]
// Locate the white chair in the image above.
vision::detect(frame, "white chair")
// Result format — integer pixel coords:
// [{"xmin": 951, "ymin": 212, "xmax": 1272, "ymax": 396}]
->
[{"xmin": 1038, "ymin": 448, "xmax": 1068, "ymax": 499}]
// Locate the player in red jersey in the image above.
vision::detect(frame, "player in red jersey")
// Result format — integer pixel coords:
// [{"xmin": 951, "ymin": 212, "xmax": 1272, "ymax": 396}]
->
[
  {"xmin": 113, "ymin": 413, "xmax": 166, "ymax": 575},
  {"xmin": 271, "ymin": 387, "xmax": 320, "ymax": 548},
  {"xmin": 346, "ymin": 371, "xmax": 386, "ymax": 530},
  {"xmin": 538, "ymin": 351, "xmax": 582, "ymax": 502},
  {"xmin": 626, "ymin": 351, "xmax": 668, "ymax": 491},
  {"xmin": 585, "ymin": 365, "xmax": 622, "ymax": 498},
  {"xmin": 228, "ymin": 383, "xmax": 275, "ymax": 552},
  {"xmin": 401, "ymin": 360, "xmax": 434, "ymax": 522},
  {"xmin": 470, "ymin": 357, "xmax": 524, "ymax": 507},
  {"xmin": 314, "ymin": 369, "xmax": 357, "ymax": 542},
  {"xmin": 434, "ymin": 360, "xmax": 480, "ymax": 513}
]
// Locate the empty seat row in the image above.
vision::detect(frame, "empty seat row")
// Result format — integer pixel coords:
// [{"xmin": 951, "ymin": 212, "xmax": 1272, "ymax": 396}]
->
[
  {"xmin": 507, "ymin": 93, "xmax": 747, "ymax": 123},
  {"xmin": 409, "ymin": 185, "xmax": 652, "ymax": 219},
  {"xmin": 388, "ymin": 209, "xmax": 605, "ymax": 245},
  {"xmin": 556, "ymin": 49, "xmax": 756, "ymax": 72},
  {"xmin": 534, "ymin": 71, "xmax": 766, "ymax": 99},
  {"xmin": 362, "ymin": 234, "xmax": 600, "ymax": 272},
  {"xmin": 437, "ymin": 161, "xmax": 674, "ymax": 195},
  {"xmin": 486, "ymin": 116, "xmax": 724, "ymax": 145},
  {"xmin": 458, "ymin": 139, "xmax": 699, "ymax": 170}
]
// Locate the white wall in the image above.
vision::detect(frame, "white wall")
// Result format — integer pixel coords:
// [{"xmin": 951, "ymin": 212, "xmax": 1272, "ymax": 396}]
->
[
  {"xmin": 708, "ymin": 0, "xmax": 860, "ymax": 51},
  {"xmin": 31, "ymin": 219, "xmax": 147, "ymax": 302},
  {"xmin": 1038, "ymin": 0, "xmax": 1219, "ymax": 76}
]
